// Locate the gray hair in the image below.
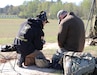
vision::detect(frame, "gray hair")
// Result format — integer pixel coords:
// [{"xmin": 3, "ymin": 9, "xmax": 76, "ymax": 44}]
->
[
  {"xmin": 57, "ymin": 10, "xmax": 67, "ymax": 19},
  {"xmin": 57, "ymin": 10, "xmax": 67, "ymax": 24}
]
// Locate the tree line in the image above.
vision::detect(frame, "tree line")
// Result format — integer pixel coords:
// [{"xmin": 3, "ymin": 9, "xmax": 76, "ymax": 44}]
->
[{"xmin": 0, "ymin": 0, "xmax": 96, "ymax": 19}]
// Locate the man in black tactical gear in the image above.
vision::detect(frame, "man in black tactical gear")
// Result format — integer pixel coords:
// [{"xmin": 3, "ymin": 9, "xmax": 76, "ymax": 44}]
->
[{"xmin": 13, "ymin": 11, "xmax": 49, "ymax": 67}]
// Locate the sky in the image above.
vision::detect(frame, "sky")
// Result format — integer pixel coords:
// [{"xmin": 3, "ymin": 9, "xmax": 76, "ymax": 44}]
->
[{"xmin": 0, "ymin": 0, "xmax": 83, "ymax": 8}]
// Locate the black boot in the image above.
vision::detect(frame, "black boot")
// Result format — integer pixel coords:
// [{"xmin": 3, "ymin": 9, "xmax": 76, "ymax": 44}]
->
[
  {"xmin": 17, "ymin": 61, "xmax": 23, "ymax": 67},
  {"xmin": 17, "ymin": 54, "xmax": 24, "ymax": 67}
]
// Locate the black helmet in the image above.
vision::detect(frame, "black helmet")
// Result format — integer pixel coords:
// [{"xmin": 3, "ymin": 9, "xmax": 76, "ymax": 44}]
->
[{"xmin": 37, "ymin": 11, "xmax": 49, "ymax": 23}]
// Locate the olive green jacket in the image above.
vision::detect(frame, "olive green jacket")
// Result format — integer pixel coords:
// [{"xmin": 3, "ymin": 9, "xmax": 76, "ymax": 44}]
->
[{"xmin": 58, "ymin": 12, "xmax": 85, "ymax": 52}]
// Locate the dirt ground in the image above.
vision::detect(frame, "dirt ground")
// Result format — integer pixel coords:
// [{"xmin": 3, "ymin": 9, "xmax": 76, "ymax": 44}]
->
[
  {"xmin": 0, "ymin": 43, "xmax": 62, "ymax": 75},
  {"xmin": 0, "ymin": 60, "xmax": 61, "ymax": 75},
  {"xmin": 0, "ymin": 41, "xmax": 96, "ymax": 75},
  {"xmin": 0, "ymin": 54, "xmax": 62, "ymax": 75}
]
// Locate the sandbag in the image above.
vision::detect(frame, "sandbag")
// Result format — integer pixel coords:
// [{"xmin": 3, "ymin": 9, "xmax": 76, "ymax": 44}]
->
[
  {"xmin": 35, "ymin": 56, "xmax": 50, "ymax": 68},
  {"xmin": 24, "ymin": 50, "xmax": 42, "ymax": 66},
  {"xmin": 63, "ymin": 52, "xmax": 96, "ymax": 75},
  {"xmin": 24, "ymin": 50, "xmax": 48, "ymax": 66}
]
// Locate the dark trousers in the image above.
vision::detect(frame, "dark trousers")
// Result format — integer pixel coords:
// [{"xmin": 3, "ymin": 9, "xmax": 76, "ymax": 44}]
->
[{"xmin": 17, "ymin": 53, "xmax": 25, "ymax": 65}]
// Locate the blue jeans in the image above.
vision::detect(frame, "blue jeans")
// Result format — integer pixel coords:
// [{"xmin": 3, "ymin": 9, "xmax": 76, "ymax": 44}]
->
[{"xmin": 52, "ymin": 49, "xmax": 67, "ymax": 70}]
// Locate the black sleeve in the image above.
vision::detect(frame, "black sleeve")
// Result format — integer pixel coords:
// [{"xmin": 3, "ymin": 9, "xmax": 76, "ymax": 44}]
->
[{"xmin": 33, "ymin": 30, "xmax": 44, "ymax": 50}]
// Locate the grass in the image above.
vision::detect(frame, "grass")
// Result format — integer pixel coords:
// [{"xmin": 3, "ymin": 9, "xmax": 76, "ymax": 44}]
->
[
  {"xmin": 44, "ymin": 19, "xmax": 58, "ymax": 42},
  {"xmin": 0, "ymin": 19, "xmax": 96, "ymax": 75},
  {"xmin": 0, "ymin": 19, "xmax": 96, "ymax": 51},
  {"xmin": 0, "ymin": 19, "xmax": 96, "ymax": 53},
  {"xmin": 0, "ymin": 19, "xmax": 59, "ymax": 44},
  {"xmin": 0, "ymin": 19, "xmax": 90, "ymax": 44},
  {"xmin": 0, "ymin": 19, "xmax": 25, "ymax": 44},
  {"xmin": 84, "ymin": 46, "xmax": 97, "ymax": 57}
]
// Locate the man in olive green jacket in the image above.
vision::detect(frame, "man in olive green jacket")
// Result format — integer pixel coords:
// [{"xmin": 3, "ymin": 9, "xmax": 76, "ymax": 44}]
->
[
  {"xmin": 52, "ymin": 10, "xmax": 85, "ymax": 69},
  {"xmin": 57, "ymin": 10, "xmax": 85, "ymax": 52}
]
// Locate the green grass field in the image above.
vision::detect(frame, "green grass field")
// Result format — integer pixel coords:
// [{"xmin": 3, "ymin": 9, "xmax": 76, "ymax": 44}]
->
[
  {"xmin": 0, "ymin": 19, "xmax": 97, "ymax": 56},
  {"xmin": 0, "ymin": 19, "xmax": 88, "ymax": 44},
  {"xmin": 0, "ymin": 19, "xmax": 25, "ymax": 44},
  {"xmin": 0, "ymin": 19, "xmax": 59, "ymax": 44},
  {"xmin": 0, "ymin": 19, "xmax": 96, "ymax": 75}
]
